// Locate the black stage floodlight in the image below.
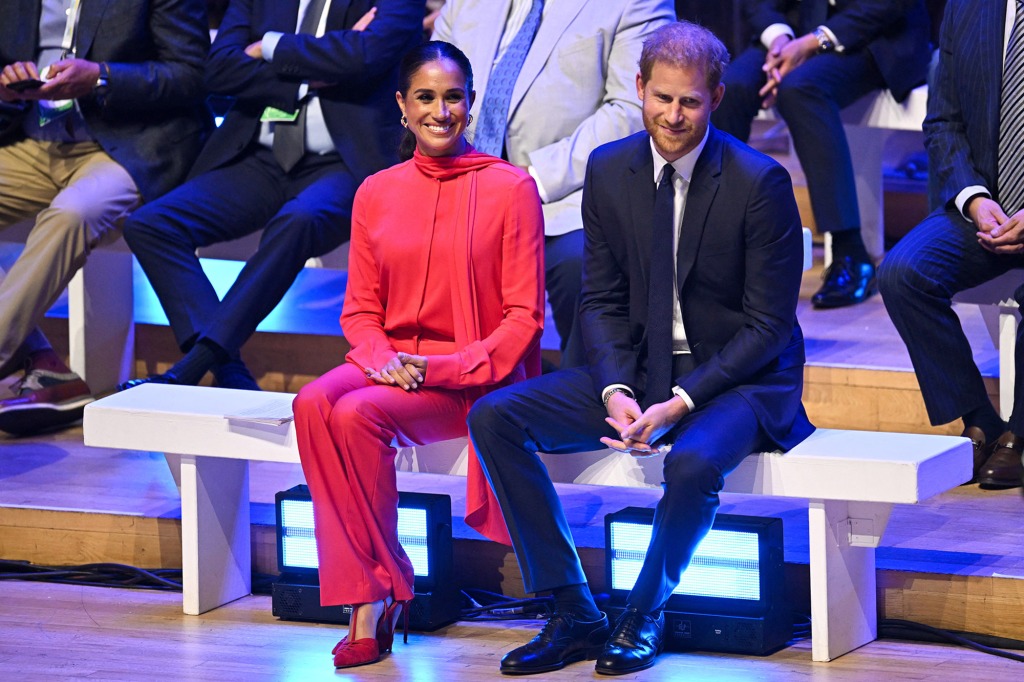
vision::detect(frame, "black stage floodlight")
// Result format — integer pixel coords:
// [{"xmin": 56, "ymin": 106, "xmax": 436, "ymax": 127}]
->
[
  {"xmin": 605, "ymin": 507, "xmax": 791, "ymax": 655},
  {"xmin": 272, "ymin": 485, "xmax": 460, "ymax": 631}
]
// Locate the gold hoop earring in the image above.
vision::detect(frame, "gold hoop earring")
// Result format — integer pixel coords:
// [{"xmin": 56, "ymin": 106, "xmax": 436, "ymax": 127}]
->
[{"xmin": 400, "ymin": 115, "xmax": 408, "ymax": 127}]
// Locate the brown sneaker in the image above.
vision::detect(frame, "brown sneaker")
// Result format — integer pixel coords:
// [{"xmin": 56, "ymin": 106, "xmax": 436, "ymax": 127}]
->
[{"xmin": 0, "ymin": 369, "xmax": 94, "ymax": 436}]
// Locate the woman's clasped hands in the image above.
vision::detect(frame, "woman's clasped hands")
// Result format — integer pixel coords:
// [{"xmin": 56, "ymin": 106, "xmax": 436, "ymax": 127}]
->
[{"xmin": 365, "ymin": 352, "xmax": 428, "ymax": 390}]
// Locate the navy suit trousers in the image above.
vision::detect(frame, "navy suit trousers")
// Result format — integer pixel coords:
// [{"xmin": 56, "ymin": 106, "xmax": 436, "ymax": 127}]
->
[
  {"xmin": 468, "ymin": 360, "xmax": 768, "ymax": 612},
  {"xmin": 124, "ymin": 145, "xmax": 357, "ymax": 355},
  {"xmin": 879, "ymin": 209, "xmax": 1024, "ymax": 433}
]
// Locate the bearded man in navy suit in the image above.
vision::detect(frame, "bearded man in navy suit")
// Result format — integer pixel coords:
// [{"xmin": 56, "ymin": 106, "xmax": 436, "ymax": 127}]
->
[{"xmin": 468, "ymin": 20, "xmax": 814, "ymax": 676}]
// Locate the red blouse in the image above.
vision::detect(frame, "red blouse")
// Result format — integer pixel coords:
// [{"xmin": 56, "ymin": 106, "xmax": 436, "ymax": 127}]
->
[{"xmin": 341, "ymin": 145, "xmax": 546, "ymax": 543}]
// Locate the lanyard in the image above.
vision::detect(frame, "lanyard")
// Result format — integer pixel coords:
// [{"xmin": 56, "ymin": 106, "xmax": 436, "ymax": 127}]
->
[{"xmin": 60, "ymin": 0, "xmax": 84, "ymax": 59}]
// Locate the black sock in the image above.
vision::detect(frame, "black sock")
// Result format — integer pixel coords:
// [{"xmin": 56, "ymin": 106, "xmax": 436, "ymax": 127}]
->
[
  {"xmin": 963, "ymin": 404, "xmax": 1007, "ymax": 444},
  {"xmin": 552, "ymin": 583, "xmax": 601, "ymax": 621},
  {"xmin": 168, "ymin": 339, "xmax": 223, "ymax": 385},
  {"xmin": 213, "ymin": 358, "xmax": 261, "ymax": 391},
  {"xmin": 829, "ymin": 230, "xmax": 870, "ymax": 263}
]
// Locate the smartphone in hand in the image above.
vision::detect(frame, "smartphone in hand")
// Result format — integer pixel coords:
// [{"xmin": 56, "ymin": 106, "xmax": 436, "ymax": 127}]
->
[{"xmin": 6, "ymin": 79, "xmax": 45, "ymax": 93}]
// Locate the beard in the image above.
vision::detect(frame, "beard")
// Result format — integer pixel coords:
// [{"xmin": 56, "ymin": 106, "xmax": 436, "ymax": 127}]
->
[{"xmin": 643, "ymin": 114, "xmax": 705, "ymax": 162}]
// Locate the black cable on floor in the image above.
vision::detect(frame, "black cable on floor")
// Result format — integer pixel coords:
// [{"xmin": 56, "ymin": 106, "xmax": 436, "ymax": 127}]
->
[
  {"xmin": 0, "ymin": 559, "xmax": 182, "ymax": 591},
  {"xmin": 880, "ymin": 619, "xmax": 1024, "ymax": 663},
  {"xmin": 459, "ymin": 588, "xmax": 554, "ymax": 621}
]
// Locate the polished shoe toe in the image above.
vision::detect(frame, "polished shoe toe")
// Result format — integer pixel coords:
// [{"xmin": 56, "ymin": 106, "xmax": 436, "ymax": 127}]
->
[
  {"xmin": 116, "ymin": 372, "xmax": 182, "ymax": 392},
  {"xmin": 978, "ymin": 431, "xmax": 1024, "ymax": 490},
  {"xmin": 500, "ymin": 611, "xmax": 610, "ymax": 675},
  {"xmin": 595, "ymin": 608, "xmax": 664, "ymax": 676},
  {"xmin": 811, "ymin": 256, "xmax": 877, "ymax": 309}
]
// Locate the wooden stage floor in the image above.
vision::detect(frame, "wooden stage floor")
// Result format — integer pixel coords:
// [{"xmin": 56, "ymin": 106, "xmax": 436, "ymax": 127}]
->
[{"xmin": 1, "ymin": 580, "xmax": 1022, "ymax": 681}]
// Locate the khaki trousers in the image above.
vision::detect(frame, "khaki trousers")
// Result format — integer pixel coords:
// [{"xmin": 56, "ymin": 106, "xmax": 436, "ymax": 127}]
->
[{"xmin": 0, "ymin": 137, "xmax": 140, "ymax": 377}]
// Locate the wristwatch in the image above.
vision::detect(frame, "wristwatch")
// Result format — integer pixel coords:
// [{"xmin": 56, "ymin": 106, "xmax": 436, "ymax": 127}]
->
[
  {"xmin": 813, "ymin": 27, "xmax": 835, "ymax": 54},
  {"xmin": 93, "ymin": 62, "xmax": 110, "ymax": 97}
]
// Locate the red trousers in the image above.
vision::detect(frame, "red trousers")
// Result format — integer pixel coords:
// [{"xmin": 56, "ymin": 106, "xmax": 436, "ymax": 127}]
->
[{"xmin": 293, "ymin": 362, "xmax": 471, "ymax": 606}]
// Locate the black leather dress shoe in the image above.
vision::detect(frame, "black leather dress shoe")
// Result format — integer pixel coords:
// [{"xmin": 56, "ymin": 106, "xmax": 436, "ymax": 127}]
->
[
  {"xmin": 595, "ymin": 608, "xmax": 664, "ymax": 676},
  {"xmin": 116, "ymin": 372, "xmax": 182, "ymax": 392},
  {"xmin": 811, "ymin": 255, "xmax": 877, "ymax": 309},
  {"xmin": 500, "ymin": 611, "xmax": 610, "ymax": 675},
  {"xmin": 978, "ymin": 431, "xmax": 1024, "ymax": 489}
]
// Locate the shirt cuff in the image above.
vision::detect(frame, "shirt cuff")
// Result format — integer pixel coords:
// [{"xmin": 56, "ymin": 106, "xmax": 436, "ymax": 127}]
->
[
  {"xmin": 671, "ymin": 386, "xmax": 695, "ymax": 411},
  {"xmin": 526, "ymin": 165, "xmax": 550, "ymax": 203},
  {"xmin": 760, "ymin": 23, "xmax": 794, "ymax": 50},
  {"xmin": 601, "ymin": 383, "xmax": 635, "ymax": 404},
  {"xmin": 818, "ymin": 25, "xmax": 844, "ymax": 52},
  {"xmin": 262, "ymin": 31, "xmax": 283, "ymax": 62},
  {"xmin": 956, "ymin": 185, "xmax": 991, "ymax": 222}
]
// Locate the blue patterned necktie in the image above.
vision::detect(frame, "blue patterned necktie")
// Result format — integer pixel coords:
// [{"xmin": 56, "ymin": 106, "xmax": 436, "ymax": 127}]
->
[
  {"xmin": 644, "ymin": 164, "xmax": 676, "ymax": 408},
  {"xmin": 473, "ymin": 0, "xmax": 544, "ymax": 156},
  {"xmin": 998, "ymin": 0, "xmax": 1024, "ymax": 215}
]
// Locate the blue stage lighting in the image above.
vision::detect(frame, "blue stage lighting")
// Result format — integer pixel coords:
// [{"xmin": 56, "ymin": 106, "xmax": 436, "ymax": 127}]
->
[
  {"xmin": 276, "ymin": 486, "xmax": 447, "ymax": 588},
  {"xmin": 278, "ymin": 496, "xmax": 432, "ymax": 578},
  {"xmin": 605, "ymin": 508, "xmax": 791, "ymax": 654}
]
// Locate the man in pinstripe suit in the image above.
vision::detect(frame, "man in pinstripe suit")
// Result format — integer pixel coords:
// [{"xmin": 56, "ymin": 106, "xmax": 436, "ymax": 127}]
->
[{"xmin": 879, "ymin": 0, "xmax": 1024, "ymax": 490}]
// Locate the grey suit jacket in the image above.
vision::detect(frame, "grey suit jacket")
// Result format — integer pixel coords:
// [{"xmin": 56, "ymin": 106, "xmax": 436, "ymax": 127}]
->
[{"xmin": 433, "ymin": 0, "xmax": 674, "ymax": 236}]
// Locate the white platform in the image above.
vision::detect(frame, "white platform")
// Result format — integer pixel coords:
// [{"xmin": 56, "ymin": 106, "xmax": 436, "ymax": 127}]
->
[{"xmin": 84, "ymin": 383, "xmax": 970, "ymax": 662}]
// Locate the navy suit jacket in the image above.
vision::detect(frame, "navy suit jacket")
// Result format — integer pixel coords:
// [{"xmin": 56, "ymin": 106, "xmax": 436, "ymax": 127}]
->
[
  {"xmin": 744, "ymin": 0, "xmax": 932, "ymax": 102},
  {"xmin": 579, "ymin": 128, "xmax": 814, "ymax": 450},
  {"xmin": 191, "ymin": 0, "xmax": 422, "ymax": 181},
  {"xmin": 0, "ymin": 0, "xmax": 209, "ymax": 201},
  {"xmin": 926, "ymin": 0, "xmax": 1005, "ymax": 211}
]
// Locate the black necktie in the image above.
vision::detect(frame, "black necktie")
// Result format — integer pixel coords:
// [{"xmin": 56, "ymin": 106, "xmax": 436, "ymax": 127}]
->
[
  {"xmin": 645, "ymin": 163, "xmax": 676, "ymax": 408},
  {"xmin": 273, "ymin": 0, "xmax": 328, "ymax": 172}
]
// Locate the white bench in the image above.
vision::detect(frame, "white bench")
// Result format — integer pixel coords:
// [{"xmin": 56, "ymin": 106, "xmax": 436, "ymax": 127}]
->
[
  {"xmin": 83, "ymin": 382, "xmax": 970, "ymax": 663},
  {"xmin": 758, "ymin": 85, "xmax": 929, "ymax": 262}
]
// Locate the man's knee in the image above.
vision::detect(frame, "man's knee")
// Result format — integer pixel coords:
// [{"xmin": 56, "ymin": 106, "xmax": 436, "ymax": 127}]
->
[
  {"xmin": 877, "ymin": 240, "xmax": 928, "ymax": 301},
  {"xmin": 122, "ymin": 200, "xmax": 182, "ymax": 250},
  {"xmin": 467, "ymin": 390, "xmax": 508, "ymax": 439},
  {"xmin": 663, "ymin": 446, "xmax": 723, "ymax": 494},
  {"xmin": 775, "ymin": 70, "xmax": 828, "ymax": 115}
]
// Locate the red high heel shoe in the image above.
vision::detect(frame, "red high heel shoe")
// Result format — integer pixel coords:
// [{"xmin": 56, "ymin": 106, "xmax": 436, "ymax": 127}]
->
[
  {"xmin": 376, "ymin": 598, "xmax": 412, "ymax": 653},
  {"xmin": 332, "ymin": 601, "xmax": 386, "ymax": 669}
]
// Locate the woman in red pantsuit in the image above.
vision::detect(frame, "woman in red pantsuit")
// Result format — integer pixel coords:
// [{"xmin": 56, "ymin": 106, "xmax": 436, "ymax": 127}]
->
[{"xmin": 292, "ymin": 41, "xmax": 545, "ymax": 669}]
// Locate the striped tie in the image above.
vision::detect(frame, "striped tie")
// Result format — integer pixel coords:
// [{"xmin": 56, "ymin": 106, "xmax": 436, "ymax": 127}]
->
[
  {"xmin": 998, "ymin": 1, "xmax": 1024, "ymax": 215},
  {"xmin": 472, "ymin": 0, "xmax": 544, "ymax": 157}
]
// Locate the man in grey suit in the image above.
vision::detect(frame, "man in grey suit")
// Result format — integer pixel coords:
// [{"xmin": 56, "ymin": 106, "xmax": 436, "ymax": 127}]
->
[
  {"xmin": 879, "ymin": 0, "xmax": 1024, "ymax": 490},
  {"xmin": 433, "ymin": 0, "xmax": 675, "ymax": 366},
  {"xmin": 0, "ymin": 0, "xmax": 208, "ymax": 435}
]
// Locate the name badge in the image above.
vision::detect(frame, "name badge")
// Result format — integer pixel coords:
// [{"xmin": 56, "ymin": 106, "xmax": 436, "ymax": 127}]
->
[
  {"xmin": 37, "ymin": 99, "xmax": 74, "ymax": 128},
  {"xmin": 260, "ymin": 106, "xmax": 299, "ymax": 123}
]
